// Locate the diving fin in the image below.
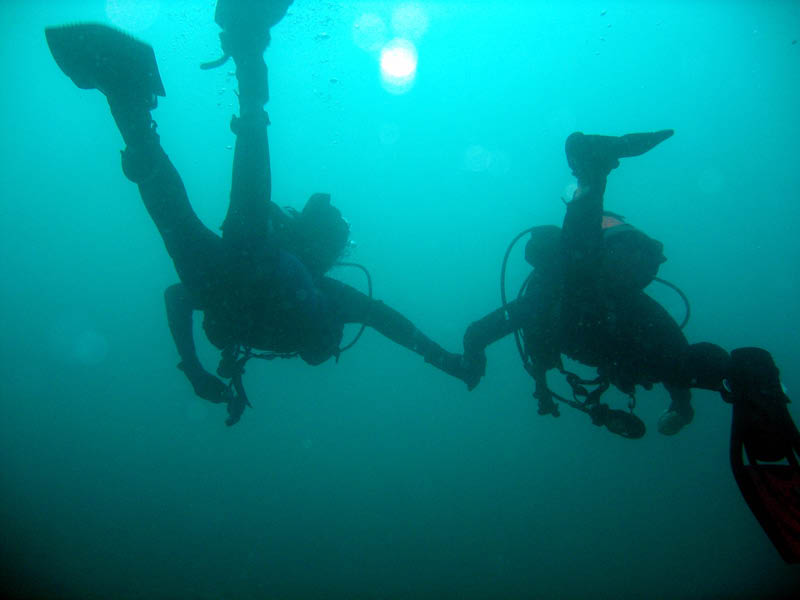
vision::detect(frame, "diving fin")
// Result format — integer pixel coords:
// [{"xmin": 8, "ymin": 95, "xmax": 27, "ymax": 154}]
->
[
  {"xmin": 45, "ymin": 23, "xmax": 165, "ymax": 109},
  {"xmin": 611, "ymin": 130, "xmax": 674, "ymax": 158},
  {"xmin": 727, "ymin": 347, "xmax": 800, "ymax": 563},
  {"xmin": 565, "ymin": 129, "xmax": 674, "ymax": 179}
]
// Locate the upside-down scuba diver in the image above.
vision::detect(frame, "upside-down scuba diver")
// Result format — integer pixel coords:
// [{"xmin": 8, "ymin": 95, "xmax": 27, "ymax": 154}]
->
[
  {"xmin": 44, "ymin": 1, "xmax": 473, "ymax": 427},
  {"xmin": 460, "ymin": 129, "xmax": 800, "ymax": 562}
]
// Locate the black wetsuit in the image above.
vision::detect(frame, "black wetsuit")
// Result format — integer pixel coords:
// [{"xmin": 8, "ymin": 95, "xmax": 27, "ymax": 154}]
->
[
  {"xmin": 464, "ymin": 133, "xmax": 723, "ymax": 421},
  {"xmin": 116, "ymin": 52, "xmax": 466, "ymax": 412}
]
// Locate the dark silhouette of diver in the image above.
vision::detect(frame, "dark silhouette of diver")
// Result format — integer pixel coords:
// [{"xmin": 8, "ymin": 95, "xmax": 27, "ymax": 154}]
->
[
  {"xmin": 463, "ymin": 130, "xmax": 725, "ymax": 435},
  {"xmin": 462, "ymin": 130, "xmax": 800, "ymax": 561},
  {"xmin": 45, "ymin": 3, "xmax": 471, "ymax": 426}
]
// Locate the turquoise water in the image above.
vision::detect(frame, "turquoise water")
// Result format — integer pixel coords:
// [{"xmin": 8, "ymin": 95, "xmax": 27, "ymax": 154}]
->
[{"xmin": 2, "ymin": 1, "xmax": 799, "ymax": 598}]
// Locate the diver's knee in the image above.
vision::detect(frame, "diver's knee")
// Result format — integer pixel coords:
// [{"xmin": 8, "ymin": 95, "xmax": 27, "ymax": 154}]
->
[
  {"xmin": 120, "ymin": 141, "xmax": 164, "ymax": 184},
  {"xmin": 687, "ymin": 342, "xmax": 731, "ymax": 390}
]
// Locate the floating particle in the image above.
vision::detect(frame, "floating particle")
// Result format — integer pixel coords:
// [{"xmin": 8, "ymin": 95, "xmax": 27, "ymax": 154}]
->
[
  {"xmin": 600, "ymin": 10, "xmax": 607, "ymax": 16},
  {"xmin": 315, "ymin": 32, "xmax": 330, "ymax": 40},
  {"xmin": 330, "ymin": 77, "xmax": 339, "ymax": 84},
  {"xmin": 793, "ymin": 39, "xmax": 798, "ymax": 45}
]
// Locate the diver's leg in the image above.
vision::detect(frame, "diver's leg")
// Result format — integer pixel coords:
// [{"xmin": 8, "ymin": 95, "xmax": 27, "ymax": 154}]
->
[
  {"xmin": 120, "ymin": 121, "xmax": 226, "ymax": 297},
  {"xmin": 210, "ymin": 3, "xmax": 296, "ymax": 288},
  {"xmin": 560, "ymin": 134, "xmax": 610, "ymax": 309},
  {"xmin": 46, "ymin": 24, "xmax": 226, "ymax": 299},
  {"xmin": 213, "ymin": 2, "xmax": 292, "ymax": 249},
  {"xmin": 561, "ymin": 130, "xmax": 674, "ymax": 294},
  {"xmin": 658, "ymin": 341, "xmax": 732, "ymax": 435},
  {"xmin": 220, "ymin": 53, "xmax": 272, "ymax": 247}
]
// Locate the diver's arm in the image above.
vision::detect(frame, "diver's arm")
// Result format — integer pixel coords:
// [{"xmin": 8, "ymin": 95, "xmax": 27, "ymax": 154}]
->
[
  {"xmin": 459, "ymin": 299, "xmax": 532, "ymax": 390},
  {"xmin": 165, "ymin": 284, "xmax": 202, "ymax": 372},
  {"xmin": 463, "ymin": 303, "xmax": 523, "ymax": 354},
  {"xmin": 319, "ymin": 277, "xmax": 472, "ymax": 385},
  {"xmin": 164, "ymin": 284, "xmax": 228, "ymax": 403}
]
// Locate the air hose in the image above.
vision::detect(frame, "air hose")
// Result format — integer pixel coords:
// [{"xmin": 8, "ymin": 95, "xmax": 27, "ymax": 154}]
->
[{"xmin": 333, "ymin": 262, "xmax": 373, "ymax": 354}]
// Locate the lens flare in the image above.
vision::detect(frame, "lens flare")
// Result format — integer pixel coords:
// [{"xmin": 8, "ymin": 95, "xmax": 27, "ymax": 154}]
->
[
  {"xmin": 391, "ymin": 3, "xmax": 429, "ymax": 40},
  {"xmin": 464, "ymin": 145, "xmax": 492, "ymax": 173},
  {"xmin": 353, "ymin": 13, "xmax": 387, "ymax": 52}
]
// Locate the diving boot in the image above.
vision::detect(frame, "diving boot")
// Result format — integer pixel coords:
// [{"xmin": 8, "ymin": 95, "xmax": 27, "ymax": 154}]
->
[
  {"xmin": 45, "ymin": 23, "xmax": 165, "ymax": 179},
  {"xmin": 202, "ymin": 0, "xmax": 294, "ymax": 69},
  {"xmin": 565, "ymin": 129, "xmax": 674, "ymax": 181},
  {"xmin": 534, "ymin": 387, "xmax": 560, "ymax": 417},
  {"xmin": 205, "ymin": 2, "xmax": 293, "ymax": 115}
]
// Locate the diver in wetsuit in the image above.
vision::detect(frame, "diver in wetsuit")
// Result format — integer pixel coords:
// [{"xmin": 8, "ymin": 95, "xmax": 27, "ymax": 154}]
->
[
  {"xmin": 45, "ymin": 2, "xmax": 470, "ymax": 425},
  {"xmin": 464, "ymin": 129, "xmax": 800, "ymax": 561},
  {"xmin": 462, "ymin": 130, "xmax": 774, "ymax": 435}
]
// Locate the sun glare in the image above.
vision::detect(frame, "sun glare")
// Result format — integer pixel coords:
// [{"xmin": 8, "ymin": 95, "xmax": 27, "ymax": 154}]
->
[{"xmin": 380, "ymin": 38, "xmax": 418, "ymax": 94}]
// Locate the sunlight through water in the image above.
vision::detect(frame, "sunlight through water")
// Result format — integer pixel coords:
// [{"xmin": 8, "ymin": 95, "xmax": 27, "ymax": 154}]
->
[{"xmin": 380, "ymin": 38, "xmax": 418, "ymax": 94}]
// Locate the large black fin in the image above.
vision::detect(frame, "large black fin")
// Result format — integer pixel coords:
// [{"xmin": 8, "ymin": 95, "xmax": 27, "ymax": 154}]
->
[{"xmin": 45, "ymin": 23, "xmax": 165, "ymax": 108}]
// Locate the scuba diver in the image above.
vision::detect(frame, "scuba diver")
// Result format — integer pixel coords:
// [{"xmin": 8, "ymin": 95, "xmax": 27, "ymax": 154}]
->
[
  {"xmin": 463, "ymin": 129, "xmax": 727, "ymax": 436},
  {"xmin": 462, "ymin": 130, "xmax": 800, "ymax": 562},
  {"xmin": 45, "ymin": 1, "xmax": 472, "ymax": 426}
]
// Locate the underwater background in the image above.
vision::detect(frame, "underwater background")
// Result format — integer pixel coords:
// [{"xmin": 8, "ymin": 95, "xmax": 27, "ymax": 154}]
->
[{"xmin": 2, "ymin": 1, "xmax": 799, "ymax": 598}]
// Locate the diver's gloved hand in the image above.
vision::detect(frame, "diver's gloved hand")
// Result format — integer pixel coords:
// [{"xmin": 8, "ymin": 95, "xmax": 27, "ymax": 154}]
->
[
  {"xmin": 425, "ymin": 349, "xmax": 482, "ymax": 390},
  {"xmin": 462, "ymin": 350, "xmax": 487, "ymax": 391},
  {"xmin": 535, "ymin": 389, "xmax": 560, "ymax": 417},
  {"xmin": 180, "ymin": 363, "xmax": 229, "ymax": 404},
  {"xmin": 225, "ymin": 390, "xmax": 247, "ymax": 427},
  {"xmin": 657, "ymin": 405, "xmax": 695, "ymax": 436}
]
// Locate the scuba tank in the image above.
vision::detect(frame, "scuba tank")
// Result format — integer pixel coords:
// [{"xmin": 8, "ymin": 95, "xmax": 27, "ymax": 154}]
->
[{"xmin": 600, "ymin": 212, "xmax": 667, "ymax": 291}]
